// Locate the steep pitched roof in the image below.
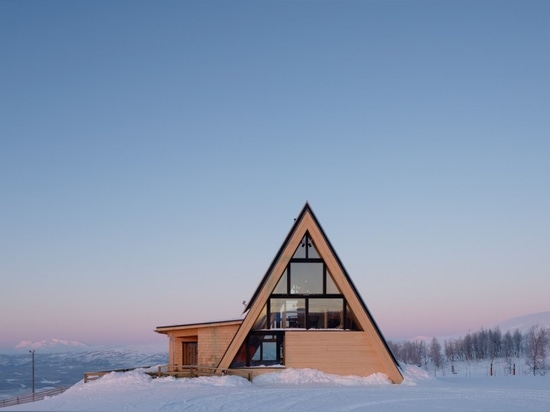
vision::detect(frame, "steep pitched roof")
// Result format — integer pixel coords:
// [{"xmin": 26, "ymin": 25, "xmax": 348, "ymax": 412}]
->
[{"xmin": 217, "ymin": 203, "xmax": 402, "ymax": 382}]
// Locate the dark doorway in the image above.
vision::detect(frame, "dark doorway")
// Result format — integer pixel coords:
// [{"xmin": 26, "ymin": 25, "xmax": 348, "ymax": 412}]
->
[{"xmin": 182, "ymin": 342, "xmax": 198, "ymax": 365}]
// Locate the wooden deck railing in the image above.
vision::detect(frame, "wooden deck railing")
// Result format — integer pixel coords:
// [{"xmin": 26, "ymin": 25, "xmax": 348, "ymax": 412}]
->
[
  {"xmin": 155, "ymin": 364, "xmax": 252, "ymax": 381},
  {"xmin": 82, "ymin": 364, "xmax": 253, "ymax": 384},
  {"xmin": 0, "ymin": 387, "xmax": 68, "ymax": 409},
  {"xmin": 155, "ymin": 364, "xmax": 218, "ymax": 378},
  {"xmin": 83, "ymin": 366, "xmax": 153, "ymax": 383}
]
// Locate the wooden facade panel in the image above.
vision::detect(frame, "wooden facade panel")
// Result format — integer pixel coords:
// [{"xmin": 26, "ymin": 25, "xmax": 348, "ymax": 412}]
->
[
  {"xmin": 168, "ymin": 329, "xmax": 198, "ymax": 367},
  {"xmin": 167, "ymin": 324, "xmax": 239, "ymax": 368},
  {"xmin": 198, "ymin": 324, "xmax": 240, "ymax": 367},
  {"xmin": 285, "ymin": 331, "xmax": 385, "ymax": 377}
]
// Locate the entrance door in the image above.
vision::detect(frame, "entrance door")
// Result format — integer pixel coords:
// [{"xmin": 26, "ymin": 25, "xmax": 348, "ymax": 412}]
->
[{"xmin": 182, "ymin": 342, "xmax": 198, "ymax": 365}]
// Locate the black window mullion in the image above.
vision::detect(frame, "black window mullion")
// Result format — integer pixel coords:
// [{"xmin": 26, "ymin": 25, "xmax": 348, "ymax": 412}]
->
[
  {"xmin": 245, "ymin": 336, "xmax": 251, "ymax": 367},
  {"xmin": 267, "ymin": 299, "xmax": 271, "ymax": 329},
  {"xmin": 280, "ymin": 334, "xmax": 284, "ymax": 364},
  {"xmin": 343, "ymin": 302, "xmax": 348, "ymax": 330},
  {"xmin": 286, "ymin": 267, "xmax": 291, "ymax": 294},
  {"xmin": 305, "ymin": 298, "xmax": 309, "ymax": 329}
]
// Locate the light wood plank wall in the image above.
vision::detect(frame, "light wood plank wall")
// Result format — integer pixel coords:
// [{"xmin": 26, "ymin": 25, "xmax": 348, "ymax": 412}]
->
[
  {"xmin": 285, "ymin": 331, "xmax": 384, "ymax": 376},
  {"xmin": 198, "ymin": 325, "xmax": 240, "ymax": 366}
]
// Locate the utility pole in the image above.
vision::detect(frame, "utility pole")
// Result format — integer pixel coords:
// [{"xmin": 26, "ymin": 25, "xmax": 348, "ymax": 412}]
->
[{"xmin": 29, "ymin": 350, "xmax": 35, "ymax": 399}]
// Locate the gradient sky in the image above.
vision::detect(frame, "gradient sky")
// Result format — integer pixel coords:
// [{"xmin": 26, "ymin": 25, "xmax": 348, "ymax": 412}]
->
[{"xmin": 1, "ymin": 1, "xmax": 549, "ymax": 349}]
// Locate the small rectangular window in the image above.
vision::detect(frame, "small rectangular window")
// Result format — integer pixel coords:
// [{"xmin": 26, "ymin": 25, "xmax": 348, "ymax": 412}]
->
[{"xmin": 231, "ymin": 332, "xmax": 284, "ymax": 367}]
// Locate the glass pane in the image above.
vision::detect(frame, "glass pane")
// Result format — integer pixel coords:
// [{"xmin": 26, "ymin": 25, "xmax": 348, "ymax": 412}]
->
[
  {"xmin": 251, "ymin": 342, "xmax": 263, "ymax": 361},
  {"xmin": 307, "ymin": 239, "xmax": 320, "ymax": 259},
  {"xmin": 292, "ymin": 235, "xmax": 321, "ymax": 259},
  {"xmin": 308, "ymin": 298, "xmax": 344, "ymax": 329},
  {"xmin": 326, "ymin": 269, "xmax": 340, "ymax": 294},
  {"xmin": 346, "ymin": 304, "xmax": 362, "ymax": 331},
  {"xmin": 247, "ymin": 335, "xmax": 264, "ymax": 365},
  {"xmin": 273, "ymin": 270, "xmax": 288, "ymax": 294},
  {"xmin": 231, "ymin": 333, "xmax": 284, "ymax": 367},
  {"xmin": 293, "ymin": 236, "xmax": 307, "ymax": 258},
  {"xmin": 262, "ymin": 341, "xmax": 277, "ymax": 360},
  {"xmin": 249, "ymin": 334, "xmax": 282, "ymax": 366},
  {"xmin": 252, "ymin": 304, "xmax": 268, "ymax": 330},
  {"xmin": 290, "ymin": 262, "xmax": 323, "ymax": 294},
  {"xmin": 270, "ymin": 298, "xmax": 306, "ymax": 328}
]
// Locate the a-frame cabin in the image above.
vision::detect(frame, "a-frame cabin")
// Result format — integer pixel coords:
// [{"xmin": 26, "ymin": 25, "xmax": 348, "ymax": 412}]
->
[{"xmin": 155, "ymin": 203, "xmax": 403, "ymax": 383}]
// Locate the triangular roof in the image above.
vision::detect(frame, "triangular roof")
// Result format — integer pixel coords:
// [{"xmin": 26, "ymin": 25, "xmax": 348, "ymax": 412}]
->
[{"xmin": 217, "ymin": 203, "xmax": 402, "ymax": 382}]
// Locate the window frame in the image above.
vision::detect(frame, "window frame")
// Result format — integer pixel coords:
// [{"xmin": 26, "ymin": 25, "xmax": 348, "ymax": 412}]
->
[{"xmin": 245, "ymin": 331, "xmax": 285, "ymax": 367}]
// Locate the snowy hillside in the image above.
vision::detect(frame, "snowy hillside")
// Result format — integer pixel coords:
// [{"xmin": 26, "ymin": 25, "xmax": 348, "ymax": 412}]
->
[
  {"xmin": 0, "ymin": 346, "xmax": 167, "ymax": 400},
  {"xmin": 2, "ymin": 366, "xmax": 550, "ymax": 412},
  {"xmin": 493, "ymin": 311, "xmax": 550, "ymax": 333},
  {"xmin": 3, "ymin": 311, "xmax": 549, "ymax": 409}
]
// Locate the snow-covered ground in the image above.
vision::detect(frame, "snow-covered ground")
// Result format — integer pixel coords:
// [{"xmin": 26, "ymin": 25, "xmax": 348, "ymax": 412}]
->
[
  {"xmin": 3, "ymin": 366, "xmax": 549, "ymax": 412},
  {"xmin": 3, "ymin": 312, "xmax": 549, "ymax": 411},
  {"xmin": 0, "ymin": 347, "xmax": 167, "ymax": 399}
]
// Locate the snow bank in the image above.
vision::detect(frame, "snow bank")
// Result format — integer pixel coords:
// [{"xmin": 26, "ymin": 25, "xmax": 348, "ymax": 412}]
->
[
  {"xmin": 156, "ymin": 374, "xmax": 251, "ymax": 388},
  {"xmin": 88, "ymin": 368, "xmax": 393, "ymax": 389},
  {"xmin": 253, "ymin": 368, "xmax": 392, "ymax": 386},
  {"xmin": 5, "ymin": 366, "xmax": 550, "ymax": 412},
  {"xmin": 400, "ymin": 365, "xmax": 432, "ymax": 385},
  {"xmin": 70, "ymin": 369, "xmax": 251, "ymax": 391}
]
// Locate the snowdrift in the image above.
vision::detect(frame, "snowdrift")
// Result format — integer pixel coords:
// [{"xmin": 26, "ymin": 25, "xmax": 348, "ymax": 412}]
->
[{"xmin": 4, "ymin": 366, "xmax": 550, "ymax": 412}]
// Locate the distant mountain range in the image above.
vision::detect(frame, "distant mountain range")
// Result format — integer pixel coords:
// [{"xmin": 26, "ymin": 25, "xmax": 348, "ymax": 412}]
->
[
  {"xmin": 14, "ymin": 338, "xmax": 90, "ymax": 352},
  {"xmin": 394, "ymin": 311, "xmax": 550, "ymax": 342},
  {"xmin": 0, "ymin": 345, "xmax": 167, "ymax": 400},
  {"xmin": 492, "ymin": 310, "xmax": 550, "ymax": 334},
  {"xmin": 6, "ymin": 339, "xmax": 166, "ymax": 355}
]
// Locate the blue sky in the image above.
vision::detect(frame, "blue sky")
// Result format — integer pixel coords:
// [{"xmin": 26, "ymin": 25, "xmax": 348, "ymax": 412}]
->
[{"xmin": 1, "ymin": 1, "xmax": 549, "ymax": 348}]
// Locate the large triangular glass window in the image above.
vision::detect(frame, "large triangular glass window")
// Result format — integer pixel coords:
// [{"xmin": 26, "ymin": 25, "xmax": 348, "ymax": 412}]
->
[{"xmin": 263, "ymin": 232, "xmax": 360, "ymax": 331}]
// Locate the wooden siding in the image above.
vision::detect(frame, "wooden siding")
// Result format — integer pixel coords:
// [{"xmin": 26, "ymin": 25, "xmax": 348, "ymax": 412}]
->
[
  {"xmin": 285, "ymin": 331, "xmax": 384, "ymax": 377},
  {"xmin": 161, "ymin": 320, "xmax": 242, "ymax": 369},
  {"xmin": 168, "ymin": 329, "xmax": 198, "ymax": 366},
  {"xmin": 198, "ymin": 324, "xmax": 240, "ymax": 366}
]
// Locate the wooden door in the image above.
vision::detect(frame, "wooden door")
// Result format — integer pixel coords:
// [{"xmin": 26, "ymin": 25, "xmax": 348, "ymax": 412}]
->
[{"xmin": 182, "ymin": 342, "xmax": 198, "ymax": 366}]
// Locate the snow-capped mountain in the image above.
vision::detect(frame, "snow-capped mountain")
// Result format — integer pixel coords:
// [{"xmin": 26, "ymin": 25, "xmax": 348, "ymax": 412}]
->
[
  {"xmin": 14, "ymin": 339, "xmax": 89, "ymax": 352},
  {"xmin": 492, "ymin": 311, "xmax": 550, "ymax": 334}
]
